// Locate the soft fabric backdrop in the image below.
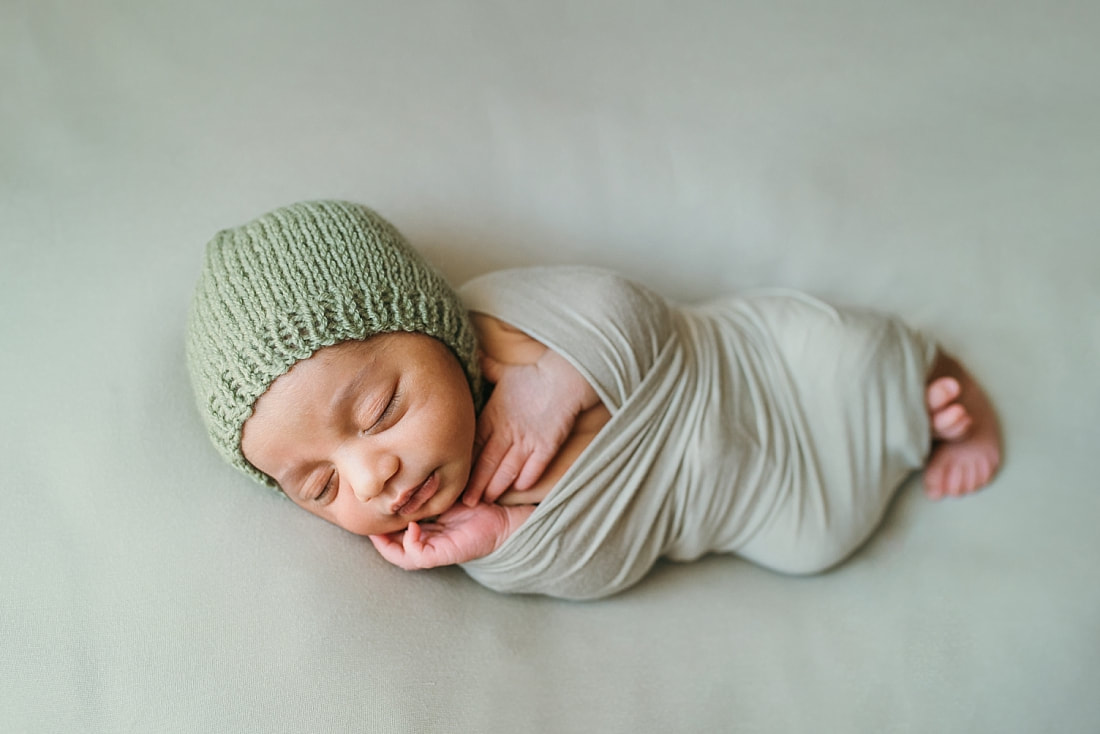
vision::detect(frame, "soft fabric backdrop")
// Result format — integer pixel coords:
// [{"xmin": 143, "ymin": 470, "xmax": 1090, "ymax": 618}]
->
[{"xmin": 3, "ymin": 1, "xmax": 1098, "ymax": 732}]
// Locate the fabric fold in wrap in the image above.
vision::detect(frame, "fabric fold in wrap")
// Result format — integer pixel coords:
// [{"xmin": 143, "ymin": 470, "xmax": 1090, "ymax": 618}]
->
[{"xmin": 458, "ymin": 267, "xmax": 936, "ymax": 599}]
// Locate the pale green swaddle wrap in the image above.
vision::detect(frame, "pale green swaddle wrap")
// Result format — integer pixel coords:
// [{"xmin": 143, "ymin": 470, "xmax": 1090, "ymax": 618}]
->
[{"xmin": 458, "ymin": 266, "xmax": 937, "ymax": 600}]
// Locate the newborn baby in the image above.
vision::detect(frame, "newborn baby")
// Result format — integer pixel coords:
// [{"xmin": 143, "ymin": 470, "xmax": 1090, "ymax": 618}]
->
[{"xmin": 187, "ymin": 200, "xmax": 1001, "ymax": 599}]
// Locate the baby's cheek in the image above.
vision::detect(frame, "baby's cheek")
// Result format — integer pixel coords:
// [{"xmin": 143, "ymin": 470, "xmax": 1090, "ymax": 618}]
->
[{"xmin": 321, "ymin": 504, "xmax": 396, "ymax": 538}]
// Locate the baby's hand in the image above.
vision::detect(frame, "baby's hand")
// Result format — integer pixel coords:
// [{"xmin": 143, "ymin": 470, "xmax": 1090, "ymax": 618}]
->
[
  {"xmin": 462, "ymin": 350, "xmax": 598, "ymax": 506},
  {"xmin": 368, "ymin": 503, "xmax": 533, "ymax": 569}
]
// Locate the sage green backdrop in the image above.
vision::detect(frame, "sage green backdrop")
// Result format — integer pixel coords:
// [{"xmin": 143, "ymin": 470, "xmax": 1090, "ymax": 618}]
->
[{"xmin": 3, "ymin": 2, "xmax": 1098, "ymax": 732}]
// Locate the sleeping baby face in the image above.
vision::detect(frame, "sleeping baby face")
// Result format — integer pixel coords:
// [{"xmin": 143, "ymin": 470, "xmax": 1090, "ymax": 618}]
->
[{"xmin": 240, "ymin": 333, "xmax": 477, "ymax": 536}]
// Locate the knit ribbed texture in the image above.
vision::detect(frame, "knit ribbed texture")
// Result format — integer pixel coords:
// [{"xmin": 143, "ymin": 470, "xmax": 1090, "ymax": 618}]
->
[{"xmin": 186, "ymin": 200, "xmax": 481, "ymax": 488}]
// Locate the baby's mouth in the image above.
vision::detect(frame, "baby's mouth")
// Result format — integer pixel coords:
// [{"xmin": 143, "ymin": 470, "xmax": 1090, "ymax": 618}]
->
[{"xmin": 392, "ymin": 471, "xmax": 439, "ymax": 516}]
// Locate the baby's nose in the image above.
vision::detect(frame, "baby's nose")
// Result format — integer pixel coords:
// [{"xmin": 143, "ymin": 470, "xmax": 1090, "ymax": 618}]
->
[{"xmin": 347, "ymin": 453, "xmax": 400, "ymax": 503}]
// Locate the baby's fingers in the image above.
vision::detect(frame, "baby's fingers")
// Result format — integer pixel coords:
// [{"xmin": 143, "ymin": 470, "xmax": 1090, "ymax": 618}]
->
[
  {"xmin": 403, "ymin": 521, "xmax": 423, "ymax": 549},
  {"xmin": 462, "ymin": 482, "xmax": 486, "ymax": 508},
  {"xmin": 513, "ymin": 446, "xmax": 556, "ymax": 491},
  {"xmin": 464, "ymin": 432, "xmax": 509, "ymax": 506},
  {"xmin": 369, "ymin": 531, "xmax": 415, "ymax": 570},
  {"xmin": 482, "ymin": 444, "xmax": 527, "ymax": 503},
  {"xmin": 387, "ymin": 523, "xmax": 432, "ymax": 569},
  {"xmin": 463, "ymin": 454, "xmax": 493, "ymax": 507}
]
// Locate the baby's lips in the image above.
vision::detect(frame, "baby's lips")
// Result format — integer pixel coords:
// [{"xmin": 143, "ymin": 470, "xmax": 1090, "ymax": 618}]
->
[{"xmin": 392, "ymin": 471, "xmax": 439, "ymax": 515}]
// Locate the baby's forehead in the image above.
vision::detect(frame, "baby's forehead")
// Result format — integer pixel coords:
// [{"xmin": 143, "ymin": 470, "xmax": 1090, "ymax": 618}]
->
[
  {"xmin": 275, "ymin": 333, "xmax": 437, "ymax": 399},
  {"xmin": 311, "ymin": 338, "xmax": 375, "ymax": 363}
]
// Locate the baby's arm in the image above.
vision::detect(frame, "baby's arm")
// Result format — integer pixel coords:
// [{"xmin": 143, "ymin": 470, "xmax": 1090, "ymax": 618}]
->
[
  {"xmin": 462, "ymin": 314, "xmax": 600, "ymax": 506},
  {"xmin": 368, "ymin": 502, "xmax": 535, "ymax": 569}
]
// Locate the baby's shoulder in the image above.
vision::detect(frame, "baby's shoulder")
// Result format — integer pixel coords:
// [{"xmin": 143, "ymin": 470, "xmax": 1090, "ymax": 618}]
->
[{"xmin": 469, "ymin": 313, "xmax": 547, "ymax": 365}]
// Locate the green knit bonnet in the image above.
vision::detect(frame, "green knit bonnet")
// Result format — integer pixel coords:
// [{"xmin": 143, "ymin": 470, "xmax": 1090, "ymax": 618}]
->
[{"xmin": 186, "ymin": 199, "xmax": 481, "ymax": 489}]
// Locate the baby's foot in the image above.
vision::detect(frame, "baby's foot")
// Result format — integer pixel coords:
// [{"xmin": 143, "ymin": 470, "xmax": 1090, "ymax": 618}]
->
[{"xmin": 922, "ymin": 353, "xmax": 1002, "ymax": 500}]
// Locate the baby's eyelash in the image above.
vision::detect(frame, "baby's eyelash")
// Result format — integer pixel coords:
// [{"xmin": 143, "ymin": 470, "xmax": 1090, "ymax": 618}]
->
[
  {"xmin": 370, "ymin": 390, "xmax": 401, "ymax": 430},
  {"xmin": 354, "ymin": 389, "xmax": 402, "ymax": 438},
  {"xmin": 314, "ymin": 471, "xmax": 338, "ymax": 503},
  {"xmin": 381, "ymin": 391, "xmax": 401, "ymax": 421}
]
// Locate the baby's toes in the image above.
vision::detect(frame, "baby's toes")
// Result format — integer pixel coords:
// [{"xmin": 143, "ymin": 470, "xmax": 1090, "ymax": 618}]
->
[
  {"xmin": 974, "ymin": 452, "xmax": 997, "ymax": 488},
  {"xmin": 926, "ymin": 377, "xmax": 961, "ymax": 413},
  {"xmin": 955, "ymin": 463, "xmax": 977, "ymax": 496},
  {"xmin": 944, "ymin": 462, "xmax": 964, "ymax": 495},
  {"xmin": 924, "ymin": 463, "xmax": 945, "ymax": 499},
  {"xmin": 974, "ymin": 461, "xmax": 992, "ymax": 490},
  {"xmin": 932, "ymin": 403, "xmax": 973, "ymax": 440}
]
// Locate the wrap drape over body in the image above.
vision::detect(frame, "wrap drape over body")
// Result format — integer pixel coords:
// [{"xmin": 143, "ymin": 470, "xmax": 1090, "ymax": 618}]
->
[{"xmin": 458, "ymin": 267, "xmax": 936, "ymax": 599}]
